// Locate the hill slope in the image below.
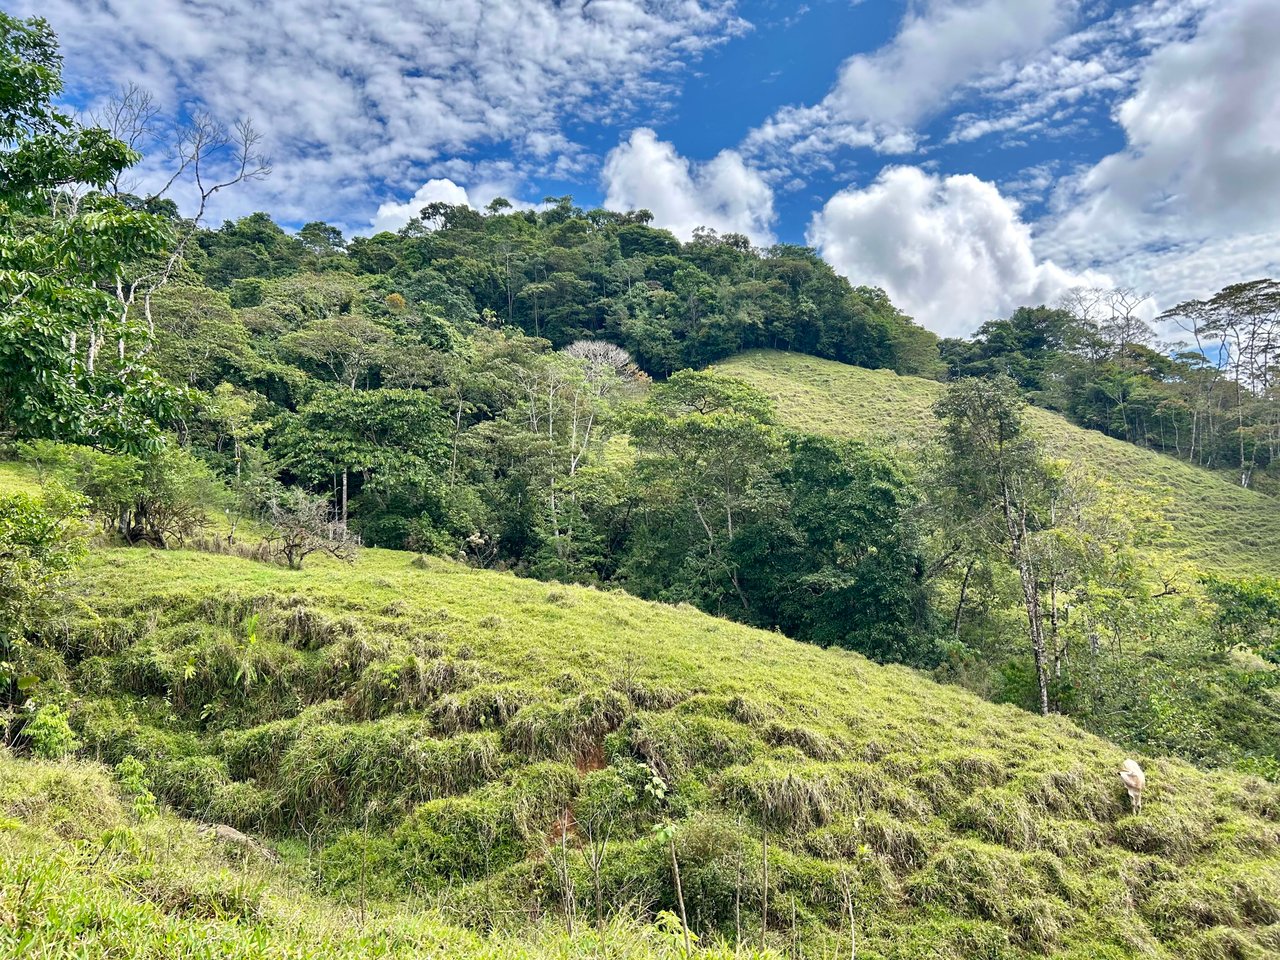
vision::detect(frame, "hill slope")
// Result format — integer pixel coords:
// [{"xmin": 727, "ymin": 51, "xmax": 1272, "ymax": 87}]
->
[
  {"xmin": 716, "ymin": 350, "xmax": 1280, "ymax": 577},
  {"xmin": 6, "ymin": 532, "xmax": 1280, "ymax": 958},
  {"xmin": 1, "ymin": 750, "xmax": 735, "ymax": 960}
]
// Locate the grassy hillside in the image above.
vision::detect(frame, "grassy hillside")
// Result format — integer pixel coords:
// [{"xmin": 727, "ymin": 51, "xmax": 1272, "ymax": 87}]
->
[
  {"xmin": 0, "ymin": 752, "xmax": 745, "ymax": 960},
  {"xmin": 5, "ymin": 528, "xmax": 1280, "ymax": 958},
  {"xmin": 716, "ymin": 351, "xmax": 1280, "ymax": 577}
]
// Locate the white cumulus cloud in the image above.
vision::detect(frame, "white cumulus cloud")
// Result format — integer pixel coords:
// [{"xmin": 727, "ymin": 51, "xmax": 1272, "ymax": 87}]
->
[
  {"xmin": 1045, "ymin": 0, "xmax": 1280, "ymax": 273},
  {"xmin": 17, "ymin": 0, "xmax": 746, "ymax": 226},
  {"xmin": 370, "ymin": 179, "xmax": 472, "ymax": 233},
  {"xmin": 369, "ymin": 174, "xmax": 544, "ymax": 234},
  {"xmin": 1028, "ymin": 0, "xmax": 1280, "ymax": 317},
  {"xmin": 745, "ymin": 0, "xmax": 1075, "ymax": 163},
  {"xmin": 602, "ymin": 128, "xmax": 776, "ymax": 245},
  {"xmin": 808, "ymin": 166, "xmax": 1103, "ymax": 337}
]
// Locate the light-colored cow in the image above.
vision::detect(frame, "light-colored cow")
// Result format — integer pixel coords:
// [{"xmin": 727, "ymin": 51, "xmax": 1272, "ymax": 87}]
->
[{"xmin": 1118, "ymin": 759, "xmax": 1146, "ymax": 814}]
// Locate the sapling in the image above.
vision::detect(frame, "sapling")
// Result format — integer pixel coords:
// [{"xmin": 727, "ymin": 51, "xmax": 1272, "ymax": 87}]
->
[
  {"xmin": 838, "ymin": 868, "xmax": 857, "ymax": 960},
  {"xmin": 653, "ymin": 822, "xmax": 691, "ymax": 957},
  {"xmin": 554, "ymin": 808, "xmax": 577, "ymax": 933}
]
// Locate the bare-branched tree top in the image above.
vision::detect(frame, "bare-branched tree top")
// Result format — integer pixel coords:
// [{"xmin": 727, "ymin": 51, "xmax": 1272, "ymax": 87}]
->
[
  {"xmin": 1058, "ymin": 286, "xmax": 1154, "ymax": 353},
  {"xmin": 265, "ymin": 489, "xmax": 359, "ymax": 570},
  {"xmin": 82, "ymin": 84, "xmax": 271, "ymax": 372},
  {"xmin": 562, "ymin": 340, "xmax": 645, "ymax": 383}
]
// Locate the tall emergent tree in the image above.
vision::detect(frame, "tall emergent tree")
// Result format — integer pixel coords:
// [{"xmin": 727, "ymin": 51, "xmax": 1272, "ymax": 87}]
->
[
  {"xmin": 933, "ymin": 376, "xmax": 1059, "ymax": 714},
  {"xmin": 1160, "ymin": 279, "xmax": 1280, "ymax": 488}
]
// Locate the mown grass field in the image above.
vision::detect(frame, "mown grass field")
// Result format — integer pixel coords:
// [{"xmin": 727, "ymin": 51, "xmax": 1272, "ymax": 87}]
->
[
  {"xmin": 3, "ymin": 526, "xmax": 1279, "ymax": 958},
  {"xmin": 717, "ymin": 351, "xmax": 1280, "ymax": 577}
]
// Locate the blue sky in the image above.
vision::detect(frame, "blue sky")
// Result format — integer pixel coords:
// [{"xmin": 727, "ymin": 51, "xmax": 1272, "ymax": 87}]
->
[{"xmin": 22, "ymin": 0, "xmax": 1280, "ymax": 336}]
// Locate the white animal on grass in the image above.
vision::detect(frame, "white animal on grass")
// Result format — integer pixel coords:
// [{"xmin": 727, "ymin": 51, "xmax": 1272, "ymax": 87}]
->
[{"xmin": 1118, "ymin": 759, "xmax": 1146, "ymax": 814}]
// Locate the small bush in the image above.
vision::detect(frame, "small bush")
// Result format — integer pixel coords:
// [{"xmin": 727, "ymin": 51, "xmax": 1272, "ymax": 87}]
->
[
  {"xmin": 1141, "ymin": 876, "xmax": 1244, "ymax": 936},
  {"xmin": 952, "ymin": 787, "xmax": 1039, "ymax": 851},
  {"xmin": 271, "ymin": 604, "xmax": 353, "ymax": 649},
  {"xmin": 761, "ymin": 722, "xmax": 841, "ymax": 760},
  {"xmin": 0, "ymin": 754, "xmax": 124, "ymax": 837},
  {"xmin": 716, "ymin": 762, "xmax": 841, "ymax": 831},
  {"xmin": 208, "ymin": 779, "xmax": 275, "ymax": 832},
  {"xmin": 149, "ymin": 755, "xmax": 230, "ymax": 815},
  {"xmin": 27, "ymin": 705, "xmax": 79, "ymax": 759},
  {"xmin": 508, "ymin": 761, "xmax": 580, "ymax": 840},
  {"xmin": 808, "ymin": 811, "xmax": 932, "ymax": 874},
  {"xmin": 394, "ymin": 795, "xmax": 521, "ymax": 890},
  {"xmin": 433, "ymin": 682, "xmax": 529, "ymax": 733},
  {"xmin": 623, "ymin": 711, "xmax": 757, "ymax": 780},
  {"xmin": 276, "ymin": 721, "xmax": 503, "ymax": 824},
  {"xmin": 504, "ymin": 690, "xmax": 629, "ymax": 762},
  {"xmin": 1113, "ymin": 809, "xmax": 1213, "ymax": 863}
]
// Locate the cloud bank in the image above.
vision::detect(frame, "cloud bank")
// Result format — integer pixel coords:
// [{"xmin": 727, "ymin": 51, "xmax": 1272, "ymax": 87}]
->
[
  {"xmin": 809, "ymin": 166, "xmax": 1102, "ymax": 337},
  {"xmin": 1033, "ymin": 0, "xmax": 1280, "ymax": 313},
  {"xmin": 18, "ymin": 0, "xmax": 746, "ymax": 225},
  {"xmin": 746, "ymin": 0, "xmax": 1076, "ymax": 161}
]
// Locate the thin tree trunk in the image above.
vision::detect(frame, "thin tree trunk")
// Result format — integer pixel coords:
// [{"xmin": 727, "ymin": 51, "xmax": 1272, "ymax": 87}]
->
[
  {"xmin": 760, "ymin": 828, "xmax": 769, "ymax": 951},
  {"xmin": 669, "ymin": 832, "xmax": 690, "ymax": 956},
  {"xmin": 953, "ymin": 560, "xmax": 974, "ymax": 640},
  {"xmin": 1007, "ymin": 497, "xmax": 1050, "ymax": 716}
]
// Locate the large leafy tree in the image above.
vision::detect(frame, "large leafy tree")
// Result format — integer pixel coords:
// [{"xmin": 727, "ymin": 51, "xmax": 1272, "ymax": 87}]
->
[
  {"xmin": 271, "ymin": 388, "xmax": 451, "ymax": 529},
  {"xmin": 0, "ymin": 13, "xmax": 178, "ymax": 450},
  {"xmin": 769, "ymin": 435, "xmax": 935, "ymax": 664},
  {"xmin": 627, "ymin": 371, "xmax": 783, "ymax": 613}
]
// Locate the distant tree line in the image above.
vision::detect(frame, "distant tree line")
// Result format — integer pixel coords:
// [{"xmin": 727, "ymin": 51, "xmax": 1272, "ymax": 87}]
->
[{"xmin": 943, "ymin": 283, "xmax": 1280, "ymax": 490}]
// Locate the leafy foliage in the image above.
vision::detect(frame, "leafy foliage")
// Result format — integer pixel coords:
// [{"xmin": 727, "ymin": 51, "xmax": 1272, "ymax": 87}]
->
[
  {"xmin": 0, "ymin": 12, "xmax": 182, "ymax": 451},
  {"xmin": 944, "ymin": 285, "xmax": 1280, "ymax": 491},
  {"xmin": 0, "ymin": 485, "xmax": 85, "ymax": 704}
]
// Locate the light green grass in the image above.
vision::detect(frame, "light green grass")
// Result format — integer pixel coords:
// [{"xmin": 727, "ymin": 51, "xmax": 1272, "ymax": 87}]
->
[
  {"xmin": 716, "ymin": 350, "xmax": 1280, "ymax": 576},
  {"xmin": 9, "ymin": 542, "xmax": 1279, "ymax": 958},
  {"xmin": 0, "ymin": 459, "xmax": 43, "ymax": 498}
]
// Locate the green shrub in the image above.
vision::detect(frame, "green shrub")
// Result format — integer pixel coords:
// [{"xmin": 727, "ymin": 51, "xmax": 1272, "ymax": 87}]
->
[
  {"xmin": 315, "ymin": 830, "xmax": 403, "ymax": 898},
  {"xmin": 508, "ymin": 761, "xmax": 580, "ymax": 840},
  {"xmin": 1140, "ymin": 875, "xmax": 1245, "ymax": 937},
  {"xmin": 149, "ymin": 755, "xmax": 230, "ymax": 815},
  {"xmin": 808, "ymin": 811, "xmax": 932, "ymax": 874},
  {"xmin": 716, "ymin": 762, "xmax": 842, "ymax": 831},
  {"xmin": 27, "ymin": 704, "xmax": 79, "ymax": 759},
  {"xmin": 208, "ymin": 779, "xmax": 275, "ymax": 832},
  {"xmin": 394, "ymin": 795, "xmax": 521, "ymax": 890},
  {"xmin": 760, "ymin": 721, "xmax": 841, "ymax": 760},
  {"xmin": 952, "ymin": 787, "xmax": 1039, "ymax": 851},
  {"xmin": 907, "ymin": 842, "xmax": 1003, "ymax": 918},
  {"xmin": 623, "ymin": 711, "xmax": 758, "ymax": 780},
  {"xmin": 0, "ymin": 754, "xmax": 124, "ymax": 837},
  {"xmin": 504, "ymin": 689, "xmax": 629, "ymax": 762},
  {"xmin": 432, "ymin": 682, "xmax": 530, "ymax": 733},
  {"xmin": 1113, "ymin": 809, "xmax": 1213, "ymax": 863},
  {"xmin": 114, "ymin": 756, "xmax": 158, "ymax": 821},
  {"xmin": 276, "ymin": 721, "xmax": 503, "ymax": 824}
]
